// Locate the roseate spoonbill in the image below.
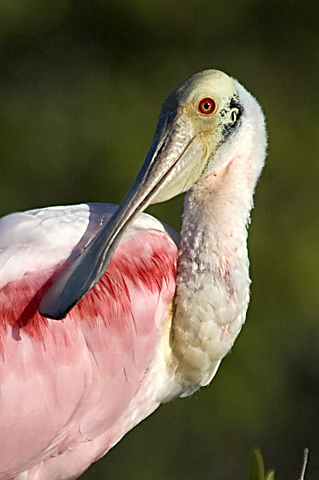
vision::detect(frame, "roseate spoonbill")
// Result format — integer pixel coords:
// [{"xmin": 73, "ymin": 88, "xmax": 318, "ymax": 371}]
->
[{"xmin": 0, "ymin": 70, "xmax": 266, "ymax": 480}]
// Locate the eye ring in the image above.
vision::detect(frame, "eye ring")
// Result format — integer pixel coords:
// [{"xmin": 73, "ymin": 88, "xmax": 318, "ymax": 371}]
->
[{"xmin": 198, "ymin": 97, "xmax": 216, "ymax": 115}]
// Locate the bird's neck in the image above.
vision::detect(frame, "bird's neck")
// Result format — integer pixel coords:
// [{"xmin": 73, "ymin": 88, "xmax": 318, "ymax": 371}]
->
[{"xmin": 169, "ymin": 157, "xmax": 255, "ymax": 393}]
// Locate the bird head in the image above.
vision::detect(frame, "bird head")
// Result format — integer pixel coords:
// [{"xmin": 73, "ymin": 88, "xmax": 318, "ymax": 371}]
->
[{"xmin": 147, "ymin": 69, "xmax": 245, "ymax": 203}]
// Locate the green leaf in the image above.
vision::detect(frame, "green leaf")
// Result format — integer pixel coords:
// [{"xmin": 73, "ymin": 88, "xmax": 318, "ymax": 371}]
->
[
  {"xmin": 265, "ymin": 470, "xmax": 276, "ymax": 480},
  {"xmin": 249, "ymin": 449, "xmax": 265, "ymax": 480}
]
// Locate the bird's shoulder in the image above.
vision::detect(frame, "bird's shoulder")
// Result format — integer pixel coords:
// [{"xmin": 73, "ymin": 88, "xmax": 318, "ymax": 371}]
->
[{"xmin": 0, "ymin": 203, "xmax": 179, "ymax": 288}]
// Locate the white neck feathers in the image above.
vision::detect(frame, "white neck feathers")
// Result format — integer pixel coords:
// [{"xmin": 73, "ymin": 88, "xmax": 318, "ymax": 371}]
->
[{"xmin": 169, "ymin": 83, "xmax": 266, "ymax": 391}]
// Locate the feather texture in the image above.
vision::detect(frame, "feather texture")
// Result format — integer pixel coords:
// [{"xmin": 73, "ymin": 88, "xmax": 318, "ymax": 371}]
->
[{"xmin": 0, "ymin": 204, "xmax": 178, "ymax": 480}]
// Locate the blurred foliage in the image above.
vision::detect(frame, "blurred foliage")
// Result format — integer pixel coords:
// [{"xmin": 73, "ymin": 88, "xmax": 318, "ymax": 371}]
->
[
  {"xmin": 249, "ymin": 449, "xmax": 275, "ymax": 480},
  {"xmin": 1, "ymin": 0, "xmax": 319, "ymax": 479}
]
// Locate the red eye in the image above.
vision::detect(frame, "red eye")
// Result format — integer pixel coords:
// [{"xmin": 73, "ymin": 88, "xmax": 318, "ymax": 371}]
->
[
  {"xmin": 199, "ymin": 97, "xmax": 216, "ymax": 114},
  {"xmin": 198, "ymin": 97, "xmax": 216, "ymax": 115}
]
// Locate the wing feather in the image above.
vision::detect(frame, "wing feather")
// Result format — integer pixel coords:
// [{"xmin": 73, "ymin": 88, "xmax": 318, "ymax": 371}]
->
[{"xmin": 0, "ymin": 203, "xmax": 178, "ymax": 480}]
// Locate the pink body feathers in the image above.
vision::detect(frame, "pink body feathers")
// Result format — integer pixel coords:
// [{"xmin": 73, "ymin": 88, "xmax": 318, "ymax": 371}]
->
[{"xmin": 0, "ymin": 204, "xmax": 178, "ymax": 480}]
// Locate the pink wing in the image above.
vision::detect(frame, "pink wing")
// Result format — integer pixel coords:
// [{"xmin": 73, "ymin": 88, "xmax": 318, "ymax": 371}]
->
[{"xmin": 0, "ymin": 204, "xmax": 178, "ymax": 480}]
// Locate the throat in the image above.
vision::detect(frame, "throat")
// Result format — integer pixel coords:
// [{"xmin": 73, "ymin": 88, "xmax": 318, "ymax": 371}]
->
[{"xmin": 169, "ymin": 169, "xmax": 253, "ymax": 391}]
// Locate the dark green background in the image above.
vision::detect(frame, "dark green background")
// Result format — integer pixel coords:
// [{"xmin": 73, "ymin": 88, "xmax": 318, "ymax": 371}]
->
[{"xmin": 1, "ymin": 1, "xmax": 319, "ymax": 478}]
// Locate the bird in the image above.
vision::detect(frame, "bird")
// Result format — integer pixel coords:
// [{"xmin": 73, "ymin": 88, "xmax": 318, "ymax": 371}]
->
[{"xmin": 0, "ymin": 69, "xmax": 267, "ymax": 480}]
